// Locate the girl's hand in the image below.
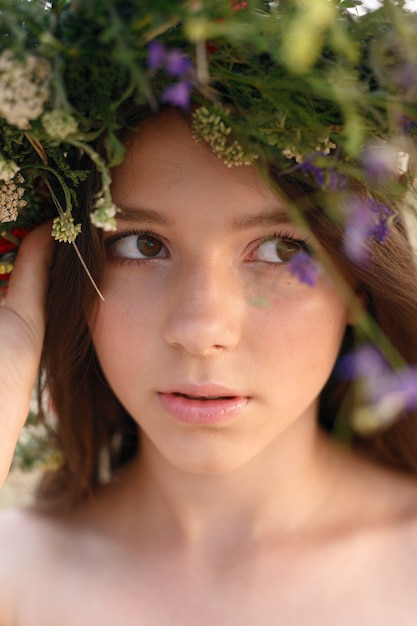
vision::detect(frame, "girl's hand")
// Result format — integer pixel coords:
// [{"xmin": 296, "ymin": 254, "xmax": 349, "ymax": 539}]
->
[{"xmin": 0, "ymin": 224, "xmax": 53, "ymax": 487}]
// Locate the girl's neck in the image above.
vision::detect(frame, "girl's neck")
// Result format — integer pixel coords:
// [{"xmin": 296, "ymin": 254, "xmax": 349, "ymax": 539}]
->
[{"xmin": 99, "ymin": 421, "xmax": 342, "ymax": 553}]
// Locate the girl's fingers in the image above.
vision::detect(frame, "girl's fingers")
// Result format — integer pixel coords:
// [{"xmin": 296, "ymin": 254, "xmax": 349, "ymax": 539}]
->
[
  {"xmin": 5, "ymin": 223, "xmax": 54, "ymax": 330},
  {"xmin": 0, "ymin": 223, "xmax": 54, "ymax": 485}
]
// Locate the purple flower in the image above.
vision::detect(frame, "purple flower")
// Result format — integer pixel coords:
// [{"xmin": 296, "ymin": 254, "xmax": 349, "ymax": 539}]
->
[
  {"xmin": 147, "ymin": 41, "xmax": 195, "ymax": 110},
  {"xmin": 343, "ymin": 208, "xmax": 373, "ymax": 264},
  {"xmin": 338, "ymin": 344, "xmax": 417, "ymax": 428},
  {"xmin": 369, "ymin": 217, "xmax": 391, "ymax": 244},
  {"xmin": 288, "ymin": 251, "xmax": 319, "ymax": 286},
  {"xmin": 300, "ymin": 160, "xmax": 326, "ymax": 187},
  {"xmin": 165, "ymin": 50, "xmax": 193, "ymax": 77},
  {"xmin": 342, "ymin": 197, "xmax": 394, "ymax": 264},
  {"xmin": 374, "ymin": 367, "xmax": 417, "ymax": 410},
  {"xmin": 147, "ymin": 41, "xmax": 166, "ymax": 70},
  {"xmin": 162, "ymin": 82, "xmax": 193, "ymax": 110},
  {"xmin": 148, "ymin": 42, "xmax": 193, "ymax": 78},
  {"xmin": 338, "ymin": 344, "xmax": 386, "ymax": 380},
  {"xmin": 328, "ymin": 170, "xmax": 348, "ymax": 192},
  {"xmin": 397, "ymin": 115, "xmax": 417, "ymax": 134},
  {"xmin": 300, "ymin": 157, "xmax": 347, "ymax": 191},
  {"xmin": 360, "ymin": 145, "xmax": 397, "ymax": 185}
]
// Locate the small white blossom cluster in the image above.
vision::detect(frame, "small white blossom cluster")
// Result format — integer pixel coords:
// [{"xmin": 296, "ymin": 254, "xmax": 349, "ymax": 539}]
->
[
  {"xmin": 0, "ymin": 156, "xmax": 20, "ymax": 182},
  {"xmin": 42, "ymin": 110, "xmax": 78, "ymax": 141},
  {"xmin": 282, "ymin": 137, "xmax": 336, "ymax": 164},
  {"xmin": 90, "ymin": 193, "xmax": 118, "ymax": 231},
  {"xmin": 0, "ymin": 173, "xmax": 27, "ymax": 222},
  {"xmin": 0, "ymin": 50, "xmax": 51, "ymax": 129},
  {"xmin": 52, "ymin": 214, "xmax": 82, "ymax": 243},
  {"xmin": 315, "ymin": 137, "xmax": 336, "ymax": 155},
  {"xmin": 192, "ymin": 106, "xmax": 258, "ymax": 168},
  {"xmin": 282, "ymin": 146, "xmax": 305, "ymax": 164}
]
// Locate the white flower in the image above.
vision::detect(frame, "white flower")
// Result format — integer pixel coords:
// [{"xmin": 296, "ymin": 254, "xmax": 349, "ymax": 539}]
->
[
  {"xmin": 0, "ymin": 50, "xmax": 51, "ymax": 129},
  {"xmin": 192, "ymin": 106, "xmax": 258, "ymax": 167},
  {"xmin": 52, "ymin": 214, "xmax": 82, "ymax": 243},
  {"xmin": 0, "ymin": 173, "xmax": 27, "ymax": 222},
  {"xmin": 90, "ymin": 194, "xmax": 118, "ymax": 231},
  {"xmin": 282, "ymin": 137, "xmax": 336, "ymax": 164},
  {"xmin": 42, "ymin": 110, "xmax": 78, "ymax": 141},
  {"xmin": 282, "ymin": 147, "xmax": 304, "ymax": 164},
  {"xmin": 0, "ymin": 156, "xmax": 20, "ymax": 182},
  {"xmin": 315, "ymin": 137, "xmax": 336, "ymax": 155}
]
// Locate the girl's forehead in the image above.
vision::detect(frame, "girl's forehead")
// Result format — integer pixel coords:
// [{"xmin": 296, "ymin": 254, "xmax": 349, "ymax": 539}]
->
[{"xmin": 111, "ymin": 109, "xmax": 282, "ymax": 211}]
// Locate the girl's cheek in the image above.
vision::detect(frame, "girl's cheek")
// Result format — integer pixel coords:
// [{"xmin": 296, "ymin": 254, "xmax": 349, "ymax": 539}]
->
[
  {"xmin": 242, "ymin": 265, "xmax": 316, "ymax": 308},
  {"xmin": 99, "ymin": 259, "xmax": 327, "ymax": 321}
]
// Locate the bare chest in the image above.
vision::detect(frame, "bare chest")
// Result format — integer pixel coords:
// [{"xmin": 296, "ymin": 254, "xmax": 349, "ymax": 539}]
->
[{"xmin": 9, "ymin": 539, "xmax": 417, "ymax": 626}]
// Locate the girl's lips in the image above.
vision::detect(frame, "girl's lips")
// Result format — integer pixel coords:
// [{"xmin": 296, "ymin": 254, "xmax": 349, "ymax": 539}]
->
[{"xmin": 157, "ymin": 391, "xmax": 250, "ymax": 425}]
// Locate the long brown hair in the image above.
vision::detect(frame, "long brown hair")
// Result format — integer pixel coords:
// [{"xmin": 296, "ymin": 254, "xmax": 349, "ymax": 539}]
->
[{"xmin": 36, "ymin": 112, "xmax": 417, "ymax": 510}]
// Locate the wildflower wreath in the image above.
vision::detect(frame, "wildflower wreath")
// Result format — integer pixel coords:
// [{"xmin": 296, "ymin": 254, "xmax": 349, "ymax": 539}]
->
[{"xmin": 1, "ymin": 0, "xmax": 417, "ymax": 444}]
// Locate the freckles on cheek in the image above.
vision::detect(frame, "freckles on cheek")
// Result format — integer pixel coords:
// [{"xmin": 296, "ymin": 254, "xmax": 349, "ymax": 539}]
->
[
  {"xmin": 250, "ymin": 290, "xmax": 346, "ymax": 359},
  {"xmin": 93, "ymin": 287, "xmax": 161, "ymax": 355},
  {"xmin": 249, "ymin": 308, "xmax": 299, "ymax": 356}
]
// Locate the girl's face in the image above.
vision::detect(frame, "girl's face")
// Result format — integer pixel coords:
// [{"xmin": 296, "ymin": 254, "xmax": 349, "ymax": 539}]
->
[{"xmin": 91, "ymin": 110, "xmax": 348, "ymax": 475}]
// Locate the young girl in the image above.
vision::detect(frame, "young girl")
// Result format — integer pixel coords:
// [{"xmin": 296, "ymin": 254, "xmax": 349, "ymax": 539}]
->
[{"xmin": 1, "ymin": 1, "xmax": 417, "ymax": 624}]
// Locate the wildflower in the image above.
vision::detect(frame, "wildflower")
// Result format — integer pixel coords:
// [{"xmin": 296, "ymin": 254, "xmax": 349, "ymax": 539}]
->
[
  {"xmin": 162, "ymin": 82, "xmax": 193, "ymax": 110},
  {"xmin": 148, "ymin": 42, "xmax": 195, "ymax": 110},
  {"xmin": 315, "ymin": 137, "xmax": 336, "ymax": 156},
  {"xmin": 338, "ymin": 344, "xmax": 417, "ymax": 433},
  {"xmin": 339, "ymin": 344, "xmax": 385, "ymax": 380},
  {"xmin": 51, "ymin": 214, "xmax": 82, "ymax": 243},
  {"xmin": 42, "ymin": 110, "xmax": 78, "ymax": 141},
  {"xmin": 282, "ymin": 147, "xmax": 304, "ymax": 164},
  {"xmin": 283, "ymin": 137, "xmax": 336, "ymax": 166},
  {"xmin": 147, "ymin": 41, "xmax": 166, "ymax": 71},
  {"xmin": 342, "ymin": 197, "xmax": 394, "ymax": 264},
  {"xmin": 165, "ymin": 50, "xmax": 193, "ymax": 77},
  {"xmin": 288, "ymin": 251, "xmax": 319, "ymax": 286},
  {"xmin": 0, "ymin": 50, "xmax": 51, "ymax": 129},
  {"xmin": 0, "ymin": 259, "xmax": 13, "ymax": 275},
  {"xmin": 90, "ymin": 193, "xmax": 117, "ymax": 231},
  {"xmin": 220, "ymin": 140, "xmax": 258, "ymax": 168},
  {"xmin": 148, "ymin": 41, "xmax": 193, "ymax": 77},
  {"xmin": 360, "ymin": 143, "xmax": 399, "ymax": 186},
  {"xmin": 0, "ymin": 174, "xmax": 27, "ymax": 222},
  {"xmin": 300, "ymin": 157, "xmax": 347, "ymax": 191},
  {"xmin": 0, "ymin": 156, "xmax": 20, "ymax": 182},
  {"xmin": 192, "ymin": 106, "xmax": 258, "ymax": 167}
]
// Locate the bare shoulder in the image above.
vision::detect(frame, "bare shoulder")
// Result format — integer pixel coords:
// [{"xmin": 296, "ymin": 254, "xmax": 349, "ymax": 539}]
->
[
  {"xmin": 0, "ymin": 508, "xmax": 40, "ymax": 622},
  {"xmin": 0, "ymin": 506, "xmax": 45, "ymax": 568},
  {"xmin": 0, "ymin": 506, "xmax": 61, "ymax": 579},
  {"xmin": 0, "ymin": 506, "xmax": 79, "ymax": 624},
  {"xmin": 293, "ymin": 447, "xmax": 417, "ymax": 622},
  {"xmin": 0, "ymin": 504, "xmax": 66, "ymax": 551},
  {"xmin": 332, "ymin": 448, "xmax": 417, "ymax": 570},
  {"xmin": 358, "ymin": 462, "xmax": 417, "ymax": 611},
  {"xmin": 0, "ymin": 502, "xmax": 108, "ymax": 577}
]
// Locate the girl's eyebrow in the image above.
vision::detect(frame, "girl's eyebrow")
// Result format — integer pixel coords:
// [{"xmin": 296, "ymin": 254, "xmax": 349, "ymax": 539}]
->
[
  {"xmin": 116, "ymin": 206, "xmax": 291, "ymax": 229},
  {"xmin": 117, "ymin": 206, "xmax": 173, "ymax": 225},
  {"xmin": 231, "ymin": 210, "xmax": 292, "ymax": 230}
]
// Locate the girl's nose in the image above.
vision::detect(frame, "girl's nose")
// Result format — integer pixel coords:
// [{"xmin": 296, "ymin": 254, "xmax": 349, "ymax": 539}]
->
[{"xmin": 161, "ymin": 261, "xmax": 243, "ymax": 357}]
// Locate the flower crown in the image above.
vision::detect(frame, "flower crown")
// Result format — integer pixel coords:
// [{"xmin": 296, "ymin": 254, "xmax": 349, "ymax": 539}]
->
[{"xmin": 1, "ymin": 0, "xmax": 417, "ymax": 435}]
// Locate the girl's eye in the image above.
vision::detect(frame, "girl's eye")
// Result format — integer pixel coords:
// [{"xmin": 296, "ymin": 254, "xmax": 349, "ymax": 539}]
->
[
  {"xmin": 252, "ymin": 236, "xmax": 306, "ymax": 263},
  {"xmin": 106, "ymin": 232, "xmax": 168, "ymax": 260}
]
